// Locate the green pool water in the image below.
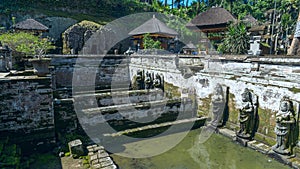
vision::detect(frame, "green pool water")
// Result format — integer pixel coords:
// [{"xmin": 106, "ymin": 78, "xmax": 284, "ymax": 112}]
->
[{"xmin": 111, "ymin": 128, "xmax": 291, "ymax": 169}]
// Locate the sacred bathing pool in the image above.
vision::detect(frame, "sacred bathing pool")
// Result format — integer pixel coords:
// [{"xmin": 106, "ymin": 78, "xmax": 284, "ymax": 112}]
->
[{"xmin": 2, "ymin": 53, "xmax": 300, "ymax": 168}]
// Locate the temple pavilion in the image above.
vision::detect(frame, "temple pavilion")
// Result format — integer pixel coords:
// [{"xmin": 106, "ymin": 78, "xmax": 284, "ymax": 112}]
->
[
  {"xmin": 186, "ymin": 7, "xmax": 236, "ymax": 54},
  {"xmin": 128, "ymin": 15, "xmax": 178, "ymax": 51},
  {"xmin": 12, "ymin": 18, "xmax": 49, "ymax": 35}
]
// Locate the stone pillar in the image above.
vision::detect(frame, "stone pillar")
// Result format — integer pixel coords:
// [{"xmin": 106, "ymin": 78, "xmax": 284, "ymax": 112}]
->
[{"xmin": 68, "ymin": 139, "xmax": 84, "ymax": 158}]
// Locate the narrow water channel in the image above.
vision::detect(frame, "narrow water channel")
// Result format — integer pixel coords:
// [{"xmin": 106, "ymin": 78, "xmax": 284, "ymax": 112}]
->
[{"xmin": 111, "ymin": 128, "xmax": 291, "ymax": 169}]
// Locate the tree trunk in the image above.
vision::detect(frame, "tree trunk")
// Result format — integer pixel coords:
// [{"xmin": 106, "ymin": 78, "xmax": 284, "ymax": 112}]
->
[
  {"xmin": 197, "ymin": 0, "xmax": 201, "ymax": 13},
  {"xmin": 172, "ymin": 0, "xmax": 174, "ymax": 9},
  {"xmin": 165, "ymin": 0, "xmax": 168, "ymax": 6},
  {"xmin": 186, "ymin": 0, "xmax": 189, "ymax": 7},
  {"xmin": 287, "ymin": 11, "xmax": 300, "ymax": 55}
]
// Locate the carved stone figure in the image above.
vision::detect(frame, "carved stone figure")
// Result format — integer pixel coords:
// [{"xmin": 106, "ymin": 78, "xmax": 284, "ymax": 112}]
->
[
  {"xmin": 272, "ymin": 97, "xmax": 296, "ymax": 155},
  {"xmin": 153, "ymin": 73, "xmax": 164, "ymax": 90},
  {"xmin": 144, "ymin": 71, "xmax": 153, "ymax": 89},
  {"xmin": 136, "ymin": 69, "xmax": 144, "ymax": 90},
  {"xmin": 237, "ymin": 88, "xmax": 257, "ymax": 139},
  {"xmin": 210, "ymin": 84, "xmax": 225, "ymax": 127}
]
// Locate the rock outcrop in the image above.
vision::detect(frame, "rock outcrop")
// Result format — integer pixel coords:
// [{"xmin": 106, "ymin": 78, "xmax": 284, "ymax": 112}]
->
[{"xmin": 62, "ymin": 20, "xmax": 102, "ymax": 54}]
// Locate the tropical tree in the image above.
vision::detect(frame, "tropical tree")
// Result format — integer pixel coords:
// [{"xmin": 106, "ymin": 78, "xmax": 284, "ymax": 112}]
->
[
  {"xmin": 218, "ymin": 22, "xmax": 250, "ymax": 54},
  {"xmin": 0, "ymin": 32, "xmax": 54, "ymax": 58}
]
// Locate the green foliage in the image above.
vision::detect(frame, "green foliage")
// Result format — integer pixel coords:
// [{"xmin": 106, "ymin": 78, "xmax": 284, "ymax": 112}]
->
[
  {"xmin": 143, "ymin": 33, "xmax": 161, "ymax": 49},
  {"xmin": 64, "ymin": 152, "xmax": 71, "ymax": 157},
  {"xmin": 0, "ymin": 138, "xmax": 21, "ymax": 169},
  {"xmin": 0, "ymin": 32, "xmax": 54, "ymax": 58},
  {"xmin": 218, "ymin": 22, "xmax": 249, "ymax": 54},
  {"xmin": 78, "ymin": 20, "xmax": 102, "ymax": 31},
  {"xmin": 0, "ymin": 0, "xmax": 152, "ymax": 20}
]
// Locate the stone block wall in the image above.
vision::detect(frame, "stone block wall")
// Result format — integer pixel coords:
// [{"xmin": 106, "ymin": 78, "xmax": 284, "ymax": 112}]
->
[
  {"xmin": 0, "ymin": 75, "xmax": 54, "ymax": 143},
  {"xmin": 53, "ymin": 98, "xmax": 78, "ymax": 137},
  {"xmin": 50, "ymin": 55, "xmax": 130, "ymax": 97}
]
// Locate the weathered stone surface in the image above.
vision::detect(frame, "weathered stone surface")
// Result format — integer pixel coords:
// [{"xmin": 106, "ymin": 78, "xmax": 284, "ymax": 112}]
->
[
  {"xmin": 248, "ymin": 140, "xmax": 271, "ymax": 154},
  {"xmin": 0, "ymin": 75, "xmax": 54, "ymax": 143},
  {"xmin": 218, "ymin": 128, "xmax": 236, "ymax": 139},
  {"xmin": 68, "ymin": 139, "xmax": 84, "ymax": 157}
]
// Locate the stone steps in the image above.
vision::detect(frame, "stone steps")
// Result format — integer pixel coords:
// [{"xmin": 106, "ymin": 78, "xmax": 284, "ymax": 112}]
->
[
  {"xmin": 73, "ymin": 89, "xmax": 165, "ymax": 108},
  {"xmin": 78, "ymin": 98, "xmax": 195, "ymax": 129},
  {"xmin": 82, "ymin": 99, "xmax": 181, "ymax": 116},
  {"xmin": 103, "ymin": 117, "xmax": 206, "ymax": 137}
]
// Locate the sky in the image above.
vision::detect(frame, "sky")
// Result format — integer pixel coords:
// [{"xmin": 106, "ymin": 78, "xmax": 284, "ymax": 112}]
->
[{"xmin": 165, "ymin": 0, "xmax": 198, "ymax": 6}]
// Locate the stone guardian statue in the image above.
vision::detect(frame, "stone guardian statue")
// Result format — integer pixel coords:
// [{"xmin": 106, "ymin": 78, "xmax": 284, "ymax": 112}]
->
[
  {"xmin": 144, "ymin": 71, "xmax": 153, "ymax": 89},
  {"xmin": 237, "ymin": 88, "xmax": 257, "ymax": 139},
  {"xmin": 210, "ymin": 84, "xmax": 226, "ymax": 127},
  {"xmin": 272, "ymin": 97, "xmax": 296, "ymax": 156}
]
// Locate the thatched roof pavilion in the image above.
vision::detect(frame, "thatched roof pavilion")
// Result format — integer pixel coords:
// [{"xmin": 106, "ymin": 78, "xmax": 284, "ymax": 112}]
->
[
  {"xmin": 186, "ymin": 7, "xmax": 236, "ymax": 54},
  {"xmin": 242, "ymin": 14, "xmax": 258, "ymax": 26},
  {"xmin": 182, "ymin": 41, "xmax": 197, "ymax": 55},
  {"xmin": 129, "ymin": 15, "xmax": 178, "ymax": 50},
  {"xmin": 129, "ymin": 15, "xmax": 178, "ymax": 37},
  {"xmin": 12, "ymin": 19, "xmax": 49, "ymax": 34},
  {"xmin": 186, "ymin": 7, "xmax": 236, "ymax": 33}
]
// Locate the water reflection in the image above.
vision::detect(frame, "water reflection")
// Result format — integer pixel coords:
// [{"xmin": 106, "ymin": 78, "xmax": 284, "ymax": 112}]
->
[{"xmin": 111, "ymin": 129, "xmax": 291, "ymax": 169}]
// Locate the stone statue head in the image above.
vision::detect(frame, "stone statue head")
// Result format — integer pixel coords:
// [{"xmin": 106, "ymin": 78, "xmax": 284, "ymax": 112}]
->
[
  {"xmin": 280, "ymin": 97, "xmax": 292, "ymax": 112},
  {"xmin": 241, "ymin": 88, "xmax": 251, "ymax": 102},
  {"xmin": 214, "ymin": 84, "xmax": 223, "ymax": 95}
]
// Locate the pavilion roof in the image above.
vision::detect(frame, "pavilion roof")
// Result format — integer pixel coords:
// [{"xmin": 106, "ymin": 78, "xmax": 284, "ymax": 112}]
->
[
  {"xmin": 242, "ymin": 14, "xmax": 258, "ymax": 26},
  {"xmin": 186, "ymin": 7, "xmax": 236, "ymax": 31},
  {"xmin": 129, "ymin": 15, "xmax": 178, "ymax": 37},
  {"xmin": 12, "ymin": 19, "xmax": 49, "ymax": 32},
  {"xmin": 183, "ymin": 42, "xmax": 197, "ymax": 49}
]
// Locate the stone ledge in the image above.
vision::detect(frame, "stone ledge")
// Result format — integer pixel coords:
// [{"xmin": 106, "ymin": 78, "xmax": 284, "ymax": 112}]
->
[
  {"xmin": 248, "ymin": 140, "xmax": 271, "ymax": 154},
  {"xmin": 218, "ymin": 128, "xmax": 236, "ymax": 140}
]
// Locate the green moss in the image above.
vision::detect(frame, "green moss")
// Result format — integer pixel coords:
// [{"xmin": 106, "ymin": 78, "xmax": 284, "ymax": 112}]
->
[
  {"xmin": 254, "ymin": 133, "xmax": 276, "ymax": 146},
  {"xmin": 257, "ymin": 107, "xmax": 276, "ymax": 138},
  {"xmin": 64, "ymin": 152, "xmax": 71, "ymax": 157},
  {"xmin": 228, "ymin": 93, "xmax": 239, "ymax": 124},
  {"xmin": 288, "ymin": 87, "xmax": 300, "ymax": 94},
  {"xmin": 164, "ymin": 82, "xmax": 180, "ymax": 98},
  {"xmin": 0, "ymin": 138, "xmax": 21, "ymax": 169},
  {"xmin": 197, "ymin": 96, "xmax": 211, "ymax": 117},
  {"xmin": 78, "ymin": 20, "xmax": 102, "ymax": 30}
]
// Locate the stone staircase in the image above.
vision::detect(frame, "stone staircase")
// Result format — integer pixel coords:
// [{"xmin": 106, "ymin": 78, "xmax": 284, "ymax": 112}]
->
[{"xmin": 72, "ymin": 87, "xmax": 199, "ymax": 143}]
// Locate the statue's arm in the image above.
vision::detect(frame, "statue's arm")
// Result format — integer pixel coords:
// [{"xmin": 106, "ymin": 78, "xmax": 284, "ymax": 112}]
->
[{"xmin": 282, "ymin": 114, "xmax": 296, "ymax": 124}]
